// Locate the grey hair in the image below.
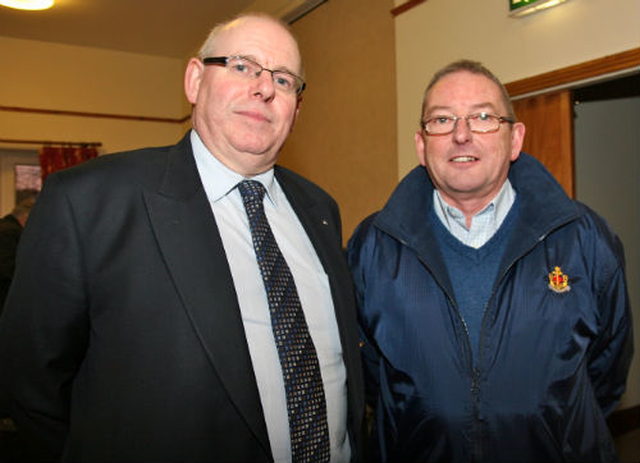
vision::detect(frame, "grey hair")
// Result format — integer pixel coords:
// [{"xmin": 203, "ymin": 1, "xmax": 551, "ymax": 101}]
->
[
  {"xmin": 196, "ymin": 12, "xmax": 304, "ymax": 77},
  {"xmin": 420, "ymin": 59, "xmax": 516, "ymax": 122}
]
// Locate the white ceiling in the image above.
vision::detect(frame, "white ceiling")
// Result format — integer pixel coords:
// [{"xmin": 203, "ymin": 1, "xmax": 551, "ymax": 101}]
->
[{"xmin": 0, "ymin": 0, "xmax": 257, "ymax": 58}]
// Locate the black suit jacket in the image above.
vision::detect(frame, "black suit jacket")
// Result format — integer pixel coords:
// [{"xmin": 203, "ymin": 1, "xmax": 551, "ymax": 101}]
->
[{"xmin": 0, "ymin": 133, "xmax": 364, "ymax": 462}]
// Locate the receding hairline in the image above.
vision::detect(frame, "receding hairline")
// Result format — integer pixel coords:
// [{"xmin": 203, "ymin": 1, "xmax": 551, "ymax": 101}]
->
[
  {"xmin": 420, "ymin": 59, "xmax": 516, "ymax": 123},
  {"xmin": 196, "ymin": 12, "xmax": 304, "ymax": 76}
]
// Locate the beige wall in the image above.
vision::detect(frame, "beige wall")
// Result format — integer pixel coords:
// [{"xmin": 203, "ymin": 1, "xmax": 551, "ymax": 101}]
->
[
  {"xmin": 0, "ymin": 36, "xmax": 186, "ymax": 156},
  {"xmin": 0, "ymin": 36, "xmax": 190, "ymax": 215},
  {"xmin": 394, "ymin": 0, "xmax": 640, "ymax": 177},
  {"xmin": 284, "ymin": 0, "xmax": 398, "ymax": 242}
]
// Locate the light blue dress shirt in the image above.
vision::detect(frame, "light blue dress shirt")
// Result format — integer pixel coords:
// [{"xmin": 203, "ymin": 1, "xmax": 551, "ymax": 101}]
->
[{"xmin": 190, "ymin": 130, "xmax": 350, "ymax": 463}]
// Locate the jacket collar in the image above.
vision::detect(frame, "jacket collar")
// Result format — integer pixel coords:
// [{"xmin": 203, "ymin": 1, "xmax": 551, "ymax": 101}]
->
[{"xmin": 374, "ymin": 153, "xmax": 580, "ymax": 279}]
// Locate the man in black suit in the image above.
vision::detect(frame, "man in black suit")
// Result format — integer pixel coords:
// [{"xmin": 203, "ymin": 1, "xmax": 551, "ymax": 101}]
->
[{"xmin": 0, "ymin": 14, "xmax": 363, "ymax": 462}]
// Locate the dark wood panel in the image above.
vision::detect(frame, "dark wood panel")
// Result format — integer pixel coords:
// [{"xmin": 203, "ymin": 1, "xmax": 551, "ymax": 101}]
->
[{"xmin": 513, "ymin": 90, "xmax": 574, "ymax": 197}]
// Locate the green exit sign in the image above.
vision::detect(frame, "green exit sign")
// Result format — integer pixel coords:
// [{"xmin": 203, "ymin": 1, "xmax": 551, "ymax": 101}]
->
[
  {"xmin": 509, "ymin": 0, "xmax": 568, "ymax": 17},
  {"xmin": 510, "ymin": 0, "xmax": 541, "ymax": 12}
]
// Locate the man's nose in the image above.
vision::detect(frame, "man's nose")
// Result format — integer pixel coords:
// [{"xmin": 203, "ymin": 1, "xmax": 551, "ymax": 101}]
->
[
  {"xmin": 452, "ymin": 117, "xmax": 472, "ymax": 142},
  {"xmin": 251, "ymin": 71, "xmax": 276, "ymax": 100}
]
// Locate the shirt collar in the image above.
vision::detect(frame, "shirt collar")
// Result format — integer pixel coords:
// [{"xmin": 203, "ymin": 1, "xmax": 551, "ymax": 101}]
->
[
  {"xmin": 433, "ymin": 179, "xmax": 516, "ymax": 232},
  {"xmin": 190, "ymin": 130, "xmax": 278, "ymax": 206}
]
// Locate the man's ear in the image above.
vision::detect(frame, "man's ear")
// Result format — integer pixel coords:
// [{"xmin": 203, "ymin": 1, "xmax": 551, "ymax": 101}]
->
[
  {"xmin": 184, "ymin": 58, "xmax": 204, "ymax": 104},
  {"xmin": 510, "ymin": 122, "xmax": 526, "ymax": 161},
  {"xmin": 414, "ymin": 130, "xmax": 427, "ymax": 166},
  {"xmin": 287, "ymin": 96, "xmax": 302, "ymax": 132}
]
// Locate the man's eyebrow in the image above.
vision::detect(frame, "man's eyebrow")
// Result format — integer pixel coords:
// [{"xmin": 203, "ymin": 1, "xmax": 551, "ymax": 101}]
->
[
  {"xmin": 424, "ymin": 105, "xmax": 453, "ymax": 115},
  {"xmin": 469, "ymin": 102, "xmax": 500, "ymax": 112},
  {"xmin": 236, "ymin": 54, "xmax": 298, "ymax": 75}
]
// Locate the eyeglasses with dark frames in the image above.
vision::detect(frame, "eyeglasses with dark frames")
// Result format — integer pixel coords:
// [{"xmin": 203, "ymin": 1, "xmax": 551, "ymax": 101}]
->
[
  {"xmin": 421, "ymin": 112, "xmax": 515, "ymax": 136},
  {"xmin": 202, "ymin": 55, "xmax": 306, "ymax": 96}
]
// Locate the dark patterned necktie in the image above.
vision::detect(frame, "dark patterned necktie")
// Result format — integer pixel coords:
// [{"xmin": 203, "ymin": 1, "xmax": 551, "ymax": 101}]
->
[{"xmin": 238, "ymin": 180, "xmax": 330, "ymax": 463}]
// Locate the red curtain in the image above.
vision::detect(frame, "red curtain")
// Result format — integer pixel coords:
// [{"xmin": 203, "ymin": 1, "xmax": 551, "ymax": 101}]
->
[{"xmin": 39, "ymin": 145, "xmax": 99, "ymax": 181}]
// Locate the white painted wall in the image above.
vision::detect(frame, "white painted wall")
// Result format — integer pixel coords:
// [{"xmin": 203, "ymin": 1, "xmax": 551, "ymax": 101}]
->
[{"xmin": 393, "ymin": 0, "xmax": 640, "ymax": 176}]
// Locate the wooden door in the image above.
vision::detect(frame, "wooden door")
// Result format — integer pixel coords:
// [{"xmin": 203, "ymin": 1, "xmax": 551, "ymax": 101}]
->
[{"xmin": 512, "ymin": 90, "xmax": 575, "ymax": 197}]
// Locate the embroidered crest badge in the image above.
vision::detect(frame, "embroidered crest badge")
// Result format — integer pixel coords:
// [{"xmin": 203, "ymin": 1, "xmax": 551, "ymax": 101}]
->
[{"xmin": 548, "ymin": 266, "xmax": 570, "ymax": 293}]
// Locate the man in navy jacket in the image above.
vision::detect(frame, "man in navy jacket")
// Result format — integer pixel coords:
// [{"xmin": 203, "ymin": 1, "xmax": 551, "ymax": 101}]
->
[{"xmin": 348, "ymin": 60, "xmax": 632, "ymax": 462}]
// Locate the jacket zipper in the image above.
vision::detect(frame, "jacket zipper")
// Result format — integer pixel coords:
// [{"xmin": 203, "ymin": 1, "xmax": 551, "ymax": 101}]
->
[
  {"xmin": 470, "ymin": 225, "xmax": 573, "ymax": 460},
  {"xmin": 375, "ymin": 217, "xmax": 576, "ymax": 461}
]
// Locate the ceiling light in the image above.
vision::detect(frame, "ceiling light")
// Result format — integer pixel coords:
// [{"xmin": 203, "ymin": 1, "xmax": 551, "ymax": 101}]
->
[
  {"xmin": 509, "ymin": 0, "xmax": 570, "ymax": 18},
  {"xmin": 0, "ymin": 0, "xmax": 54, "ymax": 11}
]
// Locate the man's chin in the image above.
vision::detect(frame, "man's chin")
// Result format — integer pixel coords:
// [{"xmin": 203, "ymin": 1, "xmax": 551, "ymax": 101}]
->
[{"xmin": 235, "ymin": 151, "xmax": 279, "ymax": 176}]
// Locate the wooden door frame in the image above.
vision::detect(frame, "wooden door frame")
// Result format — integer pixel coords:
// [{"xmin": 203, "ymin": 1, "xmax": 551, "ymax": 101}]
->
[
  {"xmin": 505, "ymin": 48, "xmax": 639, "ymax": 99},
  {"xmin": 504, "ymin": 48, "xmax": 639, "ymax": 198}
]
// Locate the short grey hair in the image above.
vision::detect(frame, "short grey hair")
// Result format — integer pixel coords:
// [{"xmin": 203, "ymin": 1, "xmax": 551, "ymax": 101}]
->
[{"xmin": 420, "ymin": 59, "xmax": 516, "ymax": 122}]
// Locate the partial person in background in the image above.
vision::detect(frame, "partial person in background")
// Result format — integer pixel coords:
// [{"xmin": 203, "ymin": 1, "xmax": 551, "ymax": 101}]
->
[
  {"xmin": 0, "ymin": 13, "xmax": 363, "ymax": 462},
  {"xmin": 0, "ymin": 196, "xmax": 37, "ymax": 463},
  {"xmin": 0, "ymin": 196, "xmax": 35, "ymax": 314},
  {"xmin": 348, "ymin": 59, "xmax": 633, "ymax": 462}
]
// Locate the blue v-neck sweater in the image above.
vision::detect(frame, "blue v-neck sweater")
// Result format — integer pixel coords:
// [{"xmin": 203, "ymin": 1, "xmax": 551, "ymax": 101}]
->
[{"xmin": 431, "ymin": 200, "xmax": 519, "ymax": 363}]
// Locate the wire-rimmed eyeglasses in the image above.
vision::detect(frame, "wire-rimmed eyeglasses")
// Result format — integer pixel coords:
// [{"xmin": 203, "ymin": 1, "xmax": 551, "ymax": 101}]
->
[
  {"xmin": 202, "ymin": 55, "xmax": 306, "ymax": 96},
  {"xmin": 421, "ymin": 112, "xmax": 515, "ymax": 136}
]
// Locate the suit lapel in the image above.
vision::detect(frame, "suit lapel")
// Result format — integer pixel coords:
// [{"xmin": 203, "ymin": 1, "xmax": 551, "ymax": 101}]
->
[
  {"xmin": 275, "ymin": 167, "xmax": 338, "ymax": 273},
  {"xmin": 143, "ymin": 135, "xmax": 270, "ymax": 454},
  {"xmin": 275, "ymin": 167, "xmax": 363, "ymax": 395}
]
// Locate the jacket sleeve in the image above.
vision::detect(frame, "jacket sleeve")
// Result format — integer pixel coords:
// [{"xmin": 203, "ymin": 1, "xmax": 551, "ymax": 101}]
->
[
  {"xmin": 586, "ymin": 228, "xmax": 634, "ymax": 417},
  {"xmin": 347, "ymin": 215, "xmax": 382, "ymax": 407},
  {"xmin": 0, "ymin": 173, "xmax": 89, "ymax": 459}
]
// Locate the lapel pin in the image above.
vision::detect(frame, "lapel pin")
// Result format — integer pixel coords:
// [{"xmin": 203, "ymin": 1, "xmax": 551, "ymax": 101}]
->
[
  {"xmin": 321, "ymin": 219, "xmax": 328, "ymax": 226},
  {"xmin": 548, "ymin": 266, "xmax": 571, "ymax": 293}
]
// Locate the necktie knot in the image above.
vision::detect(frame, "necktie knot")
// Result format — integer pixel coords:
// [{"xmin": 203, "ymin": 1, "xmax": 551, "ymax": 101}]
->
[
  {"xmin": 238, "ymin": 180, "xmax": 266, "ymax": 203},
  {"xmin": 238, "ymin": 181, "xmax": 269, "ymax": 240}
]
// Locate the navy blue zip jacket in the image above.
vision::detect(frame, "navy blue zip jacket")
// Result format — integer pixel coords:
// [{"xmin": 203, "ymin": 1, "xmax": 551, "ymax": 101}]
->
[{"xmin": 347, "ymin": 153, "xmax": 633, "ymax": 462}]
